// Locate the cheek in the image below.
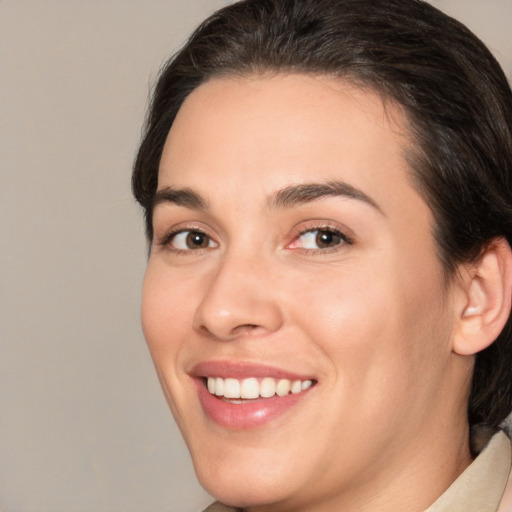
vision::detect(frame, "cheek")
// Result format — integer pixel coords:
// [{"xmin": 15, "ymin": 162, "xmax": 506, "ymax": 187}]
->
[
  {"xmin": 141, "ymin": 262, "xmax": 202, "ymax": 428},
  {"xmin": 141, "ymin": 262, "xmax": 192, "ymax": 362},
  {"xmin": 288, "ymin": 260, "xmax": 391, "ymax": 349},
  {"xmin": 288, "ymin": 253, "xmax": 451, "ymax": 404}
]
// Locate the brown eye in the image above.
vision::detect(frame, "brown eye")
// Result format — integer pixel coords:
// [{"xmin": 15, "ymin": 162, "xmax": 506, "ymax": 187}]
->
[
  {"xmin": 169, "ymin": 230, "xmax": 216, "ymax": 251},
  {"xmin": 315, "ymin": 230, "xmax": 342, "ymax": 248},
  {"xmin": 185, "ymin": 231, "xmax": 210, "ymax": 249},
  {"xmin": 291, "ymin": 228, "xmax": 349, "ymax": 251}
]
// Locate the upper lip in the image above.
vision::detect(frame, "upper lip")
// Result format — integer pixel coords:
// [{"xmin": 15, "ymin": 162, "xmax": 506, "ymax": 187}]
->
[{"xmin": 190, "ymin": 360, "xmax": 316, "ymax": 381}]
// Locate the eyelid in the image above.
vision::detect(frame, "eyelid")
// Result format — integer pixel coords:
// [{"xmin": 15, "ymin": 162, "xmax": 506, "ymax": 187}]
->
[
  {"xmin": 155, "ymin": 224, "xmax": 218, "ymax": 252},
  {"xmin": 286, "ymin": 222, "xmax": 354, "ymax": 251}
]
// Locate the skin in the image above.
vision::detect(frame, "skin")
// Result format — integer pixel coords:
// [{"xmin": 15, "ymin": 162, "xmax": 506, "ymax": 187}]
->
[{"xmin": 141, "ymin": 74, "xmax": 475, "ymax": 511}]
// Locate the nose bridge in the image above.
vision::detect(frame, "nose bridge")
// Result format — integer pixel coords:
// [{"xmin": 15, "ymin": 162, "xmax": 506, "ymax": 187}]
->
[{"xmin": 193, "ymin": 249, "xmax": 283, "ymax": 340}]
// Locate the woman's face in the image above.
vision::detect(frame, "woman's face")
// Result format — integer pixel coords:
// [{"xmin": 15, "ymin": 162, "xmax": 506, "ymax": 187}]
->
[{"xmin": 142, "ymin": 75, "xmax": 464, "ymax": 510}]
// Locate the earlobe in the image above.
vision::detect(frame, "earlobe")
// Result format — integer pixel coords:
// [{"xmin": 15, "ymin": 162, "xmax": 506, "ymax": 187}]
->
[{"xmin": 453, "ymin": 238, "xmax": 512, "ymax": 356}]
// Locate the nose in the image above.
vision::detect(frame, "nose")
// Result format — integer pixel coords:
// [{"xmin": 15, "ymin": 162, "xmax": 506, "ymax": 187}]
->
[{"xmin": 193, "ymin": 254, "xmax": 284, "ymax": 341}]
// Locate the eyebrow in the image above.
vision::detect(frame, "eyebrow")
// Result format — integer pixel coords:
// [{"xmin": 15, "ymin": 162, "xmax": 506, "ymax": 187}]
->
[
  {"xmin": 268, "ymin": 181, "xmax": 383, "ymax": 213},
  {"xmin": 152, "ymin": 180, "xmax": 382, "ymax": 214},
  {"xmin": 152, "ymin": 186, "xmax": 207, "ymax": 211}
]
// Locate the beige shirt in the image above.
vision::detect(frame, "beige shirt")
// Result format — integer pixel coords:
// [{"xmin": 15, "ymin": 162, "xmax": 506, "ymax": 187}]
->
[
  {"xmin": 426, "ymin": 430, "xmax": 512, "ymax": 512},
  {"xmin": 203, "ymin": 430, "xmax": 512, "ymax": 512}
]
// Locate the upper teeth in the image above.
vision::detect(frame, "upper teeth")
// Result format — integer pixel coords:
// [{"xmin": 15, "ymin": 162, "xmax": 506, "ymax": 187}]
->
[{"xmin": 207, "ymin": 377, "xmax": 313, "ymax": 399}]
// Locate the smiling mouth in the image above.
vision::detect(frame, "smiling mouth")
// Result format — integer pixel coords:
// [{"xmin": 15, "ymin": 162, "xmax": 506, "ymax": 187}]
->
[{"xmin": 205, "ymin": 376, "xmax": 315, "ymax": 400}]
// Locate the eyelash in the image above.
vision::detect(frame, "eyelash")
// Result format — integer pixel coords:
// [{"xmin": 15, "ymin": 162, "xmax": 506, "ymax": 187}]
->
[
  {"xmin": 156, "ymin": 224, "xmax": 353, "ymax": 255},
  {"xmin": 157, "ymin": 227, "xmax": 217, "ymax": 254},
  {"xmin": 288, "ymin": 225, "xmax": 354, "ymax": 253}
]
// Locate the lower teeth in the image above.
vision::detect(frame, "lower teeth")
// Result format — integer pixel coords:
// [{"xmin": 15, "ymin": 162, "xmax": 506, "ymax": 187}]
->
[{"xmin": 222, "ymin": 397, "xmax": 264, "ymax": 403}]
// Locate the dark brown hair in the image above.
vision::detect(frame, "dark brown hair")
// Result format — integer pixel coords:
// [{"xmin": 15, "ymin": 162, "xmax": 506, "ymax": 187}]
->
[{"xmin": 133, "ymin": 0, "xmax": 512, "ymax": 428}]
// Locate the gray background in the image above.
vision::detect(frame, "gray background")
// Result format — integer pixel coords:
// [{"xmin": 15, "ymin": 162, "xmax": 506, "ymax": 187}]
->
[{"xmin": 1, "ymin": 1, "xmax": 510, "ymax": 511}]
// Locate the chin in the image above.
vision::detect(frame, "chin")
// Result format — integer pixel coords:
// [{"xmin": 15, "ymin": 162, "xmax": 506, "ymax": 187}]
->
[
  {"xmin": 199, "ymin": 475, "xmax": 290, "ymax": 510},
  {"xmin": 190, "ymin": 442, "xmax": 301, "ymax": 509}
]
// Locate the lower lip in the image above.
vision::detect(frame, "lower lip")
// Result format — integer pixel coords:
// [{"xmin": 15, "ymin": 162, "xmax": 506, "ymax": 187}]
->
[{"xmin": 195, "ymin": 379, "xmax": 313, "ymax": 429}]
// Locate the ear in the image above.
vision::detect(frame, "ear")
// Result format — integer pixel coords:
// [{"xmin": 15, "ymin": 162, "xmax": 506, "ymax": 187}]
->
[{"xmin": 453, "ymin": 238, "xmax": 512, "ymax": 356}]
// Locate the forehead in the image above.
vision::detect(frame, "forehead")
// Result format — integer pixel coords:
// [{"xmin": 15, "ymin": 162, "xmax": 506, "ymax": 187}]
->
[{"xmin": 158, "ymin": 73, "xmax": 426, "ymax": 221}]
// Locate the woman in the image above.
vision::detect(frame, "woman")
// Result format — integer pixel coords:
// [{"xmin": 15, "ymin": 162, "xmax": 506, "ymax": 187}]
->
[{"xmin": 132, "ymin": 0, "xmax": 512, "ymax": 510}]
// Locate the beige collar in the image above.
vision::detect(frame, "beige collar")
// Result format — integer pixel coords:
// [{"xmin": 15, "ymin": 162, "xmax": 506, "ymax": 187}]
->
[
  {"xmin": 202, "ymin": 503, "xmax": 240, "ymax": 512},
  {"xmin": 426, "ymin": 430, "xmax": 512, "ymax": 512}
]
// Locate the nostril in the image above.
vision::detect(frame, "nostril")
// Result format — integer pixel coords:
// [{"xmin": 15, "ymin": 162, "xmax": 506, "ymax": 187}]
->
[
  {"xmin": 232, "ymin": 324, "xmax": 262, "ymax": 335},
  {"xmin": 196, "ymin": 323, "xmax": 267, "ymax": 340},
  {"xmin": 197, "ymin": 325, "xmax": 216, "ymax": 339}
]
